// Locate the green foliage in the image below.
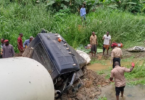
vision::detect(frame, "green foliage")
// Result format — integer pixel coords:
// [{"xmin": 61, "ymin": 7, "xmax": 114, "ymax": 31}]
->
[
  {"xmin": 1, "ymin": 0, "xmax": 145, "ymax": 52},
  {"xmin": 46, "ymin": 0, "xmax": 98, "ymax": 13},
  {"xmin": 104, "ymin": 60, "xmax": 145, "ymax": 85},
  {"xmin": 98, "ymin": 96, "xmax": 107, "ymax": 100},
  {"xmin": 104, "ymin": 0, "xmax": 145, "ymax": 13}
]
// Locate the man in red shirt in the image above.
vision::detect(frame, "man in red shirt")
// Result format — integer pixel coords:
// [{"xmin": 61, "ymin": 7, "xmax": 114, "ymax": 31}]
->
[{"xmin": 17, "ymin": 33, "xmax": 23, "ymax": 55}]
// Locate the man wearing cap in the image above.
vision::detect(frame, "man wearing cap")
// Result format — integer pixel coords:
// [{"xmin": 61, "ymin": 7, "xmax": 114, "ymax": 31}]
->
[
  {"xmin": 111, "ymin": 43, "xmax": 123, "ymax": 68},
  {"xmin": 17, "ymin": 33, "xmax": 23, "ymax": 55},
  {"xmin": 2, "ymin": 40, "xmax": 15, "ymax": 58},
  {"xmin": 110, "ymin": 61, "xmax": 135, "ymax": 100},
  {"xmin": 23, "ymin": 36, "xmax": 34, "ymax": 49},
  {"xmin": 90, "ymin": 32, "xmax": 98, "ymax": 57},
  {"xmin": 103, "ymin": 32, "xmax": 111, "ymax": 55}
]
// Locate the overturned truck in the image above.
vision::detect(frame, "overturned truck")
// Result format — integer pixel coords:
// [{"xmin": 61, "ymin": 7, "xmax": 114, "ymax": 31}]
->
[{"xmin": 23, "ymin": 33, "xmax": 86, "ymax": 98}]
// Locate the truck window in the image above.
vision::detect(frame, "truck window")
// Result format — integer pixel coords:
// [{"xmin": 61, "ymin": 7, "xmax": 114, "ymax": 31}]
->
[{"xmin": 32, "ymin": 43, "xmax": 53, "ymax": 73}]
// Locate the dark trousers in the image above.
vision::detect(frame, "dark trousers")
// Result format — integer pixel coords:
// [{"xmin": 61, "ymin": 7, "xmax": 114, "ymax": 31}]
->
[
  {"xmin": 0, "ymin": 55, "xmax": 2, "ymax": 58},
  {"xmin": 115, "ymin": 86, "xmax": 125, "ymax": 96},
  {"xmin": 113, "ymin": 58, "xmax": 121, "ymax": 68}
]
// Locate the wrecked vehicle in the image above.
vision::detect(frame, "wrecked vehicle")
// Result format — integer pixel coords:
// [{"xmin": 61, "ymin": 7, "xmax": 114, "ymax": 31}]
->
[{"xmin": 23, "ymin": 33, "xmax": 86, "ymax": 98}]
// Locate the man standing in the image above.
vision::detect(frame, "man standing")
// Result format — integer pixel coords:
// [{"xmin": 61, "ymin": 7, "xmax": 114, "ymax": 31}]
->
[
  {"xmin": 80, "ymin": 5, "xmax": 86, "ymax": 21},
  {"xmin": 23, "ymin": 36, "xmax": 34, "ymax": 49},
  {"xmin": 2, "ymin": 40, "xmax": 15, "ymax": 58},
  {"xmin": 110, "ymin": 61, "xmax": 135, "ymax": 100},
  {"xmin": 111, "ymin": 43, "xmax": 123, "ymax": 68},
  {"xmin": 90, "ymin": 32, "xmax": 97, "ymax": 57},
  {"xmin": 17, "ymin": 33, "xmax": 23, "ymax": 55},
  {"xmin": 103, "ymin": 32, "xmax": 111, "ymax": 55}
]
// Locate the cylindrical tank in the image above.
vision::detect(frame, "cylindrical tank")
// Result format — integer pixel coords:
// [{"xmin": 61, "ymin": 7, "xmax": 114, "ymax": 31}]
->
[{"xmin": 0, "ymin": 57, "xmax": 54, "ymax": 100}]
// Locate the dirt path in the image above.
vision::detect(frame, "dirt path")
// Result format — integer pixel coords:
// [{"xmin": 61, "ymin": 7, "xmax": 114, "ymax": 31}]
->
[
  {"xmin": 87, "ymin": 49, "xmax": 145, "ymax": 100},
  {"xmin": 100, "ymin": 84, "xmax": 145, "ymax": 100},
  {"xmin": 88, "ymin": 50, "xmax": 145, "ymax": 71},
  {"xmin": 88, "ymin": 63, "xmax": 110, "ymax": 71}
]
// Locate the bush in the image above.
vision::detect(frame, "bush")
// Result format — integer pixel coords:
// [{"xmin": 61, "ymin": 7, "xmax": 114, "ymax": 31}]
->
[{"xmin": 1, "ymin": 1, "xmax": 145, "ymax": 52}]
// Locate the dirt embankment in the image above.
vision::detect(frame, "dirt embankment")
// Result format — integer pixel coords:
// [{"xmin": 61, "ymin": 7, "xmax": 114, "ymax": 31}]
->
[{"xmin": 57, "ymin": 69, "xmax": 109, "ymax": 100}]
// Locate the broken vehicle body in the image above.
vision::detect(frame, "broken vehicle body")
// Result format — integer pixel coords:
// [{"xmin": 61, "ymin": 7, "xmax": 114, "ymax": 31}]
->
[{"xmin": 23, "ymin": 33, "xmax": 86, "ymax": 98}]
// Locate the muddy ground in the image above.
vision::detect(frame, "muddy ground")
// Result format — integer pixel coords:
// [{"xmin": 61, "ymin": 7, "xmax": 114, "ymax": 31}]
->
[
  {"xmin": 57, "ymin": 69, "xmax": 110, "ymax": 100},
  {"xmin": 100, "ymin": 84, "xmax": 145, "ymax": 100},
  {"xmin": 88, "ymin": 49, "xmax": 145, "ymax": 71},
  {"xmin": 62, "ymin": 49, "xmax": 145, "ymax": 100},
  {"xmin": 17, "ymin": 48, "xmax": 145, "ymax": 100}
]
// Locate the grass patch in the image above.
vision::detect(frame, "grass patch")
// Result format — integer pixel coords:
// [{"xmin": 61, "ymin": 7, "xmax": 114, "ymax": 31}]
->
[
  {"xmin": 104, "ymin": 62, "xmax": 145, "ymax": 85},
  {"xmin": 95, "ymin": 56, "xmax": 145, "ymax": 85},
  {"xmin": 123, "ymin": 41, "xmax": 145, "ymax": 49},
  {"xmin": 90, "ymin": 59, "xmax": 107, "ymax": 65},
  {"xmin": 122, "ymin": 56, "xmax": 134, "ymax": 62},
  {"xmin": 98, "ymin": 96, "xmax": 107, "ymax": 100}
]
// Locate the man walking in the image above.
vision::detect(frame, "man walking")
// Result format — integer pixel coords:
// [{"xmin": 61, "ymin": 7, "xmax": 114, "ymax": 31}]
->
[
  {"xmin": 103, "ymin": 32, "xmax": 111, "ymax": 55},
  {"xmin": 111, "ymin": 43, "xmax": 123, "ymax": 68},
  {"xmin": 80, "ymin": 5, "xmax": 86, "ymax": 21},
  {"xmin": 17, "ymin": 33, "xmax": 23, "ymax": 55},
  {"xmin": 2, "ymin": 40, "xmax": 15, "ymax": 58},
  {"xmin": 23, "ymin": 36, "xmax": 34, "ymax": 49},
  {"xmin": 90, "ymin": 32, "xmax": 97, "ymax": 57},
  {"xmin": 110, "ymin": 61, "xmax": 135, "ymax": 100}
]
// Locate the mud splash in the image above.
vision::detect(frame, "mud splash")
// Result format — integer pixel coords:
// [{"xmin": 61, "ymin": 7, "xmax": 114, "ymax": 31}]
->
[{"xmin": 100, "ymin": 84, "xmax": 145, "ymax": 100}]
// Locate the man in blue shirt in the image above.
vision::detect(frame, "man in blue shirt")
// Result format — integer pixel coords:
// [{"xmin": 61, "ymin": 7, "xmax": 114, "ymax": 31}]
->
[
  {"xmin": 23, "ymin": 36, "xmax": 34, "ymax": 49},
  {"xmin": 80, "ymin": 5, "xmax": 86, "ymax": 21}
]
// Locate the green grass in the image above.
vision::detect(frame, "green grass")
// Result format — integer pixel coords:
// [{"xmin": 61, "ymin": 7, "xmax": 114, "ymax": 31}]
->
[
  {"xmin": 99, "ymin": 60, "xmax": 145, "ymax": 85},
  {"xmin": 121, "ymin": 56, "xmax": 134, "ymax": 62},
  {"xmin": 98, "ymin": 96, "xmax": 107, "ymax": 100},
  {"xmin": 123, "ymin": 41, "xmax": 145, "ymax": 49},
  {"xmin": 1, "ymin": 1, "xmax": 145, "ymax": 52}
]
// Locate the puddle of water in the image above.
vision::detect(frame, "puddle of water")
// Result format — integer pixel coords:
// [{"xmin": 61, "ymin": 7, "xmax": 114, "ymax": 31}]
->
[
  {"xmin": 100, "ymin": 84, "xmax": 145, "ymax": 100},
  {"xmin": 87, "ymin": 63, "xmax": 111, "ymax": 71}
]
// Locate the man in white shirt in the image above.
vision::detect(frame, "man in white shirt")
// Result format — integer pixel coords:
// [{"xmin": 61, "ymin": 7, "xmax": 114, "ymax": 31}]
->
[{"xmin": 102, "ymin": 32, "xmax": 111, "ymax": 55}]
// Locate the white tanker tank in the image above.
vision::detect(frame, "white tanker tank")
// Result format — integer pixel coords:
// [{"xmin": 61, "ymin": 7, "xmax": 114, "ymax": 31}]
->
[{"xmin": 0, "ymin": 57, "xmax": 54, "ymax": 100}]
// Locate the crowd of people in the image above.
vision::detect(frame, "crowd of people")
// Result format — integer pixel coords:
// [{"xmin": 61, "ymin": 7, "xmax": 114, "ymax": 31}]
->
[
  {"xmin": 90, "ymin": 31, "xmax": 135, "ymax": 100},
  {"xmin": 0, "ymin": 33, "xmax": 34, "ymax": 58}
]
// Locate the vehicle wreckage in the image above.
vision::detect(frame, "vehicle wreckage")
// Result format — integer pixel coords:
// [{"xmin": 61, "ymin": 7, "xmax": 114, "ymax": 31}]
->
[{"xmin": 23, "ymin": 33, "xmax": 87, "ymax": 98}]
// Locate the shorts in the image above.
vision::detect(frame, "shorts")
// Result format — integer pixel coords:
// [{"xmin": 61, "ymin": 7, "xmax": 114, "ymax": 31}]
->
[
  {"xmin": 81, "ymin": 15, "xmax": 86, "ymax": 20},
  {"xmin": 91, "ymin": 44, "xmax": 97, "ymax": 53},
  {"xmin": 103, "ymin": 45, "xmax": 109, "ymax": 50},
  {"xmin": 115, "ymin": 86, "xmax": 125, "ymax": 96}
]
